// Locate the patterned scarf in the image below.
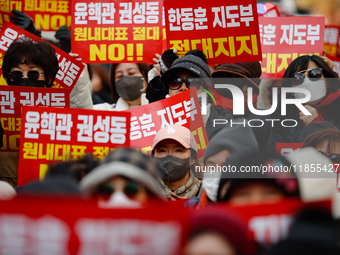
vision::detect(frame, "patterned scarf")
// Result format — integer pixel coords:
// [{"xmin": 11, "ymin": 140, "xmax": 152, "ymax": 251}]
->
[{"xmin": 159, "ymin": 171, "xmax": 202, "ymax": 201}]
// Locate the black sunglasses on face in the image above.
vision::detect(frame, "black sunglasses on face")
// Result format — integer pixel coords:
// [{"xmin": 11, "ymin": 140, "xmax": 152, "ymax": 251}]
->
[
  {"xmin": 9, "ymin": 70, "xmax": 44, "ymax": 81},
  {"xmin": 319, "ymin": 151, "xmax": 340, "ymax": 163},
  {"xmin": 96, "ymin": 181, "xmax": 144, "ymax": 200},
  {"xmin": 290, "ymin": 67, "xmax": 323, "ymax": 86},
  {"xmin": 167, "ymin": 77, "xmax": 205, "ymax": 90}
]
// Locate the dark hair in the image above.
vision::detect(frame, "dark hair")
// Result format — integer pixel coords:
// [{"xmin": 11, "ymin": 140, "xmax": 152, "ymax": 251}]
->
[
  {"xmin": 303, "ymin": 128, "xmax": 340, "ymax": 154},
  {"xmin": 110, "ymin": 63, "xmax": 150, "ymax": 104},
  {"xmin": 47, "ymin": 153, "xmax": 100, "ymax": 182},
  {"xmin": 2, "ymin": 38, "xmax": 59, "ymax": 87},
  {"xmin": 282, "ymin": 55, "xmax": 340, "ymax": 94}
]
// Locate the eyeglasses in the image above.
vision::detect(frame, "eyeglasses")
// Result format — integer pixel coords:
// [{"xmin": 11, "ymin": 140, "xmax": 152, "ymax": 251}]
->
[
  {"xmin": 9, "ymin": 70, "xmax": 44, "ymax": 81},
  {"xmin": 290, "ymin": 68, "xmax": 323, "ymax": 86},
  {"xmin": 319, "ymin": 151, "xmax": 340, "ymax": 163},
  {"xmin": 96, "ymin": 181, "xmax": 145, "ymax": 200},
  {"xmin": 167, "ymin": 77, "xmax": 205, "ymax": 90}
]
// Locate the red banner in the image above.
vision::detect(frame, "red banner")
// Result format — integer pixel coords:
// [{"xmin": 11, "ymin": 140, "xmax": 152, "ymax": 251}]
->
[
  {"xmin": 71, "ymin": 0, "xmax": 163, "ymax": 64},
  {"xmin": 0, "ymin": 22, "xmax": 85, "ymax": 90},
  {"xmin": 0, "ymin": 86, "xmax": 70, "ymax": 152},
  {"xmin": 276, "ymin": 143, "xmax": 304, "ymax": 156},
  {"xmin": 224, "ymin": 198, "xmax": 331, "ymax": 246},
  {"xmin": 164, "ymin": 0, "xmax": 262, "ymax": 64},
  {"xmin": 259, "ymin": 16, "xmax": 325, "ymax": 78},
  {"xmin": 125, "ymin": 89, "xmax": 208, "ymax": 158},
  {"xmin": 0, "ymin": 196, "xmax": 189, "ymax": 255},
  {"xmin": 0, "ymin": 196, "xmax": 330, "ymax": 253},
  {"xmin": 0, "ymin": 0, "xmax": 71, "ymax": 31},
  {"xmin": 18, "ymin": 106, "xmax": 131, "ymax": 186}
]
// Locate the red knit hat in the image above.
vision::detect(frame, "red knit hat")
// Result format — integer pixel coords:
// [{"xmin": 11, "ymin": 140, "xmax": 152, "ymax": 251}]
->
[{"xmin": 189, "ymin": 207, "xmax": 248, "ymax": 253}]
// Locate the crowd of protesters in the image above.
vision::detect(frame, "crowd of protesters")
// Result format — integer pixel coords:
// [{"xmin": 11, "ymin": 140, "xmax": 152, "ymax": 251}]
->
[{"xmin": 1, "ymin": 7, "xmax": 340, "ymax": 255}]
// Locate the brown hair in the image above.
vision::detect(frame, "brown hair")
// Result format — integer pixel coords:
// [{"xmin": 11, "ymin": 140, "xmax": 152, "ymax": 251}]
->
[
  {"xmin": 303, "ymin": 129, "xmax": 340, "ymax": 154},
  {"xmin": 109, "ymin": 63, "xmax": 150, "ymax": 104}
]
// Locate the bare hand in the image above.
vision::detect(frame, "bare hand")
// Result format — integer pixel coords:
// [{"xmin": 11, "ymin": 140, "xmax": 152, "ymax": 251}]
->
[
  {"xmin": 299, "ymin": 105, "xmax": 318, "ymax": 125},
  {"xmin": 69, "ymin": 52, "xmax": 83, "ymax": 64},
  {"xmin": 320, "ymin": 55, "xmax": 334, "ymax": 69},
  {"xmin": 152, "ymin": 53, "xmax": 161, "ymax": 76}
]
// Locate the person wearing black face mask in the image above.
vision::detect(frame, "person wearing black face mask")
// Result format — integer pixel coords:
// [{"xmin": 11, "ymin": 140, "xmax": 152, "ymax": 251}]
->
[
  {"xmin": 93, "ymin": 63, "xmax": 150, "ymax": 111},
  {"xmin": 151, "ymin": 124, "xmax": 202, "ymax": 201}
]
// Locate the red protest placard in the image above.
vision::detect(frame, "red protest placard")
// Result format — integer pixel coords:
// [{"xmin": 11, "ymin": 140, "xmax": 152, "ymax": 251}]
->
[
  {"xmin": 0, "ymin": 196, "xmax": 190, "ymax": 255},
  {"xmin": 164, "ymin": 0, "xmax": 262, "ymax": 64},
  {"xmin": 0, "ymin": 22, "xmax": 84, "ymax": 90},
  {"xmin": 124, "ymin": 89, "xmax": 208, "ymax": 158},
  {"xmin": 0, "ymin": 86, "xmax": 70, "ymax": 152},
  {"xmin": 276, "ymin": 143, "xmax": 304, "ymax": 156},
  {"xmin": 18, "ymin": 106, "xmax": 131, "ymax": 186},
  {"xmin": 71, "ymin": 0, "xmax": 163, "ymax": 64},
  {"xmin": 259, "ymin": 16, "xmax": 325, "ymax": 78},
  {"xmin": 222, "ymin": 198, "xmax": 331, "ymax": 246},
  {"xmin": 0, "ymin": 0, "xmax": 71, "ymax": 31}
]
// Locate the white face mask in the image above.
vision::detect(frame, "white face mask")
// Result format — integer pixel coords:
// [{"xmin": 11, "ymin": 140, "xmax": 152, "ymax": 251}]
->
[
  {"xmin": 202, "ymin": 171, "xmax": 222, "ymax": 202},
  {"xmin": 294, "ymin": 78, "xmax": 327, "ymax": 105},
  {"xmin": 98, "ymin": 191, "xmax": 142, "ymax": 209}
]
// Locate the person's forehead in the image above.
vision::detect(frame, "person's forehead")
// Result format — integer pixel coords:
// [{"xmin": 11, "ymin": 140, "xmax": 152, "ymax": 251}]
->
[
  {"xmin": 307, "ymin": 60, "xmax": 319, "ymax": 69},
  {"xmin": 12, "ymin": 62, "xmax": 42, "ymax": 70},
  {"xmin": 115, "ymin": 63, "xmax": 139, "ymax": 73},
  {"xmin": 156, "ymin": 139, "xmax": 185, "ymax": 148}
]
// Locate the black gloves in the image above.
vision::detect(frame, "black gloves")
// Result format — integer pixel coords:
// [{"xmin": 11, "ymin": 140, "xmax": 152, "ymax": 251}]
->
[
  {"xmin": 55, "ymin": 25, "xmax": 71, "ymax": 41},
  {"xmin": 11, "ymin": 9, "xmax": 42, "ymax": 37},
  {"xmin": 55, "ymin": 25, "xmax": 71, "ymax": 53}
]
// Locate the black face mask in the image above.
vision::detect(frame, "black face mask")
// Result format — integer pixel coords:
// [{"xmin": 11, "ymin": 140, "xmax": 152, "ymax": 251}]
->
[
  {"xmin": 10, "ymin": 78, "xmax": 46, "ymax": 87},
  {"xmin": 115, "ymin": 75, "xmax": 144, "ymax": 101},
  {"xmin": 154, "ymin": 155, "xmax": 191, "ymax": 183}
]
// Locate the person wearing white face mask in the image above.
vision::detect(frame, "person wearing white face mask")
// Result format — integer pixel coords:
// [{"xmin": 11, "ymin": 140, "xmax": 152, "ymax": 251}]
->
[
  {"xmin": 79, "ymin": 149, "xmax": 165, "ymax": 208},
  {"xmin": 267, "ymin": 55, "xmax": 340, "ymax": 152}
]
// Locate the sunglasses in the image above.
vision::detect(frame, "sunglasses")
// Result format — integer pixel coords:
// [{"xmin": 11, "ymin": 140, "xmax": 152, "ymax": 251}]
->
[
  {"xmin": 167, "ymin": 77, "xmax": 205, "ymax": 90},
  {"xmin": 9, "ymin": 70, "xmax": 44, "ymax": 81},
  {"xmin": 319, "ymin": 151, "xmax": 340, "ymax": 163},
  {"xmin": 290, "ymin": 68, "xmax": 323, "ymax": 86},
  {"xmin": 96, "ymin": 181, "xmax": 145, "ymax": 200}
]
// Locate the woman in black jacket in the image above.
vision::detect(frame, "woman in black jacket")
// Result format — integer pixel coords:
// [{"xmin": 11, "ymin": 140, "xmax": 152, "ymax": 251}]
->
[{"xmin": 267, "ymin": 55, "xmax": 340, "ymax": 152}]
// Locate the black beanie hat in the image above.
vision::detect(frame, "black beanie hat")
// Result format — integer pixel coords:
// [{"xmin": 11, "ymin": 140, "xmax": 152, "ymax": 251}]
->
[
  {"xmin": 203, "ymin": 123, "xmax": 259, "ymax": 164},
  {"xmin": 185, "ymin": 49, "xmax": 208, "ymax": 63},
  {"xmin": 161, "ymin": 54, "xmax": 211, "ymax": 86}
]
